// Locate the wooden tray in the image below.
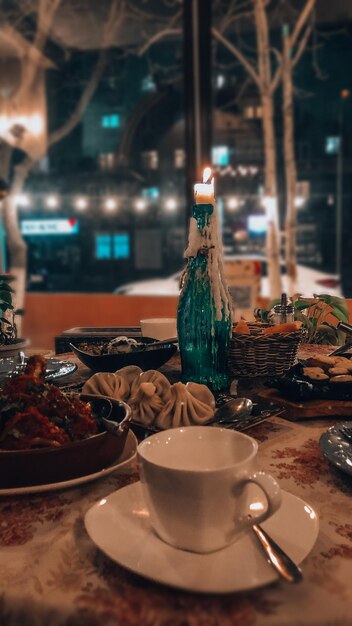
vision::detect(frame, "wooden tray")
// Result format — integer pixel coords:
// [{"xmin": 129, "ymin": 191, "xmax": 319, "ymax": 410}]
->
[{"xmin": 259, "ymin": 388, "xmax": 352, "ymax": 420}]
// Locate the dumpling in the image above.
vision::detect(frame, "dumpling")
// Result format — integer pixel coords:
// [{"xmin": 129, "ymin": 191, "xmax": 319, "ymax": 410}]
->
[
  {"xmin": 114, "ymin": 366, "xmax": 143, "ymax": 401},
  {"xmin": 129, "ymin": 369, "xmax": 171, "ymax": 400},
  {"xmin": 129, "ymin": 370, "xmax": 171, "ymax": 425},
  {"xmin": 83, "ymin": 372, "xmax": 118, "ymax": 397},
  {"xmin": 154, "ymin": 381, "xmax": 215, "ymax": 429}
]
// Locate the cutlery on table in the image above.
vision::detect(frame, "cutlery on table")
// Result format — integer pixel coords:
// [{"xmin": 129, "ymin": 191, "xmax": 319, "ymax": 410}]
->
[
  {"xmin": 252, "ymin": 523, "xmax": 303, "ymax": 583},
  {"xmin": 142, "ymin": 337, "xmax": 178, "ymax": 348},
  {"xmin": 329, "ymin": 322, "xmax": 352, "ymax": 356},
  {"xmin": 8, "ymin": 351, "xmax": 26, "ymax": 378},
  {"xmin": 214, "ymin": 397, "xmax": 254, "ymax": 423}
]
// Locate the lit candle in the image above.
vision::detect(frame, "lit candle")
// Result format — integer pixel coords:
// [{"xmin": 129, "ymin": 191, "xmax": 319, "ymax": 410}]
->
[{"xmin": 194, "ymin": 167, "xmax": 215, "ymax": 204}]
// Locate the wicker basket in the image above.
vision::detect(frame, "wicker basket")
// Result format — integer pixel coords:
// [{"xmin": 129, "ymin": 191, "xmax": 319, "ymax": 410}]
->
[{"xmin": 228, "ymin": 323, "xmax": 305, "ymax": 377}]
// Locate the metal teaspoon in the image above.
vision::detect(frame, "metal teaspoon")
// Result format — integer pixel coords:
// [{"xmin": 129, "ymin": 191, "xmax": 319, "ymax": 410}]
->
[{"xmin": 252, "ymin": 523, "xmax": 303, "ymax": 583}]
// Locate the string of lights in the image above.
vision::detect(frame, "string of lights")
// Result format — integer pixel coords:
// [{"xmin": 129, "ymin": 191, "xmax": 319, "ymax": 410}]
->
[{"xmin": 14, "ymin": 193, "xmax": 308, "ymax": 213}]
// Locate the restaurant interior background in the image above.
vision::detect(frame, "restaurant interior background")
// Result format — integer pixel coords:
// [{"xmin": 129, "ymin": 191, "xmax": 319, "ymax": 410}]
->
[{"xmin": 0, "ymin": 0, "xmax": 352, "ymax": 347}]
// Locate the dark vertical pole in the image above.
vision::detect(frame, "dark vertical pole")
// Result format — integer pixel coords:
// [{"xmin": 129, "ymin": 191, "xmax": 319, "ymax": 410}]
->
[
  {"xmin": 183, "ymin": 0, "xmax": 212, "ymax": 221},
  {"xmin": 0, "ymin": 180, "xmax": 9, "ymax": 274}
]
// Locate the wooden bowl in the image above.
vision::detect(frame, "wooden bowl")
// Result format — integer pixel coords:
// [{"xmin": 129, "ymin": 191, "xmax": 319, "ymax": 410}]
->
[{"xmin": 0, "ymin": 394, "xmax": 132, "ymax": 488}]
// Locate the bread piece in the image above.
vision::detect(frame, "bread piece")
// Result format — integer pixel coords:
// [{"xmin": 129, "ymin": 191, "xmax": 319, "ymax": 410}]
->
[
  {"xmin": 233, "ymin": 320, "xmax": 250, "ymax": 335},
  {"xmin": 332, "ymin": 356, "xmax": 352, "ymax": 369},
  {"xmin": 330, "ymin": 375, "xmax": 352, "ymax": 383},
  {"xmin": 303, "ymin": 367, "xmax": 325, "ymax": 376},
  {"xmin": 263, "ymin": 322, "xmax": 300, "ymax": 336},
  {"xmin": 304, "ymin": 371, "xmax": 329, "ymax": 381},
  {"xmin": 328, "ymin": 367, "xmax": 350, "ymax": 377},
  {"xmin": 305, "ymin": 355, "xmax": 336, "ymax": 371}
]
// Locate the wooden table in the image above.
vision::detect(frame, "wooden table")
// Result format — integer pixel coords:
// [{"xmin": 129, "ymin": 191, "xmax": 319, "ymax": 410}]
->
[{"xmin": 0, "ymin": 349, "xmax": 351, "ymax": 626}]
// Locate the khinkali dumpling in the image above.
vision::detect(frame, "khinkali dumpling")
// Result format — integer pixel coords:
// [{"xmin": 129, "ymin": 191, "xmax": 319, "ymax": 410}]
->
[
  {"xmin": 114, "ymin": 366, "xmax": 143, "ymax": 400},
  {"xmin": 129, "ymin": 369, "xmax": 170, "ymax": 400},
  {"xmin": 83, "ymin": 372, "xmax": 119, "ymax": 397},
  {"xmin": 129, "ymin": 370, "xmax": 171, "ymax": 425},
  {"xmin": 155, "ymin": 381, "xmax": 215, "ymax": 429}
]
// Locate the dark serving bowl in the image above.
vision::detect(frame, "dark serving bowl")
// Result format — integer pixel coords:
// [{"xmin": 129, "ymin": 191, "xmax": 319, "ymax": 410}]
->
[
  {"xmin": 0, "ymin": 394, "xmax": 131, "ymax": 489},
  {"xmin": 70, "ymin": 337, "xmax": 177, "ymax": 372}
]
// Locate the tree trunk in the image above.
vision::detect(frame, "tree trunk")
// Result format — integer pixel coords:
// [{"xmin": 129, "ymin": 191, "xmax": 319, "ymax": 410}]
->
[
  {"xmin": 253, "ymin": 0, "xmax": 282, "ymax": 299},
  {"xmin": 3, "ymin": 161, "xmax": 33, "ymax": 336},
  {"xmin": 283, "ymin": 29, "xmax": 297, "ymax": 296}
]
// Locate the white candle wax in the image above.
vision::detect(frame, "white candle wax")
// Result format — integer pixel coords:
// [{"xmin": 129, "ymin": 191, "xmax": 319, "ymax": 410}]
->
[{"xmin": 194, "ymin": 180, "xmax": 215, "ymax": 205}]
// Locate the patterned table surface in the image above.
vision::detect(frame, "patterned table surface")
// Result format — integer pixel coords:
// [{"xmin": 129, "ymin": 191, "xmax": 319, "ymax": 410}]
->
[{"xmin": 0, "ymin": 349, "xmax": 351, "ymax": 626}]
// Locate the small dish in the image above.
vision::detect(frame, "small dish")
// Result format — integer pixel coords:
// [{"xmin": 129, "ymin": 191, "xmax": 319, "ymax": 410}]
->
[
  {"xmin": 0, "ymin": 357, "xmax": 77, "ymax": 382},
  {"xmin": 319, "ymin": 423, "xmax": 352, "ymax": 477},
  {"xmin": 0, "ymin": 394, "xmax": 132, "ymax": 488},
  {"xmin": 70, "ymin": 337, "xmax": 177, "ymax": 372},
  {"xmin": 85, "ymin": 481, "xmax": 319, "ymax": 594}
]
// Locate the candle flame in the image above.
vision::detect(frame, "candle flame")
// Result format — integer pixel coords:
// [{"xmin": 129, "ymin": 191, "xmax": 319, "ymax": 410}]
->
[{"xmin": 203, "ymin": 167, "xmax": 212, "ymax": 183}]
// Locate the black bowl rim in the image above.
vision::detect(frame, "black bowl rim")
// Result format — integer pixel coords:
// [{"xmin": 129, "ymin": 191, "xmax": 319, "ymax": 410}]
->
[{"xmin": 69, "ymin": 336, "xmax": 173, "ymax": 358}]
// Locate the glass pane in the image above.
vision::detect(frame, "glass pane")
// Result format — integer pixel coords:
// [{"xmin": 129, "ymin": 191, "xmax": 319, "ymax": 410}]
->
[
  {"xmin": 212, "ymin": 2, "xmax": 347, "ymax": 300},
  {"xmin": 4, "ymin": 2, "xmax": 185, "ymax": 293},
  {"xmin": 95, "ymin": 234, "xmax": 112, "ymax": 260},
  {"xmin": 113, "ymin": 233, "xmax": 130, "ymax": 259}
]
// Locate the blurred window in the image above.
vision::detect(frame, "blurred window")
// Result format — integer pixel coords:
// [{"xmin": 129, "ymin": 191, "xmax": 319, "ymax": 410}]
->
[
  {"xmin": 212, "ymin": 146, "xmax": 229, "ymax": 166},
  {"xmin": 325, "ymin": 136, "xmax": 340, "ymax": 154},
  {"xmin": 113, "ymin": 233, "xmax": 130, "ymax": 259},
  {"xmin": 175, "ymin": 149, "xmax": 185, "ymax": 168},
  {"xmin": 101, "ymin": 114, "xmax": 120, "ymax": 129},
  {"xmin": 141, "ymin": 151, "xmax": 159, "ymax": 170},
  {"xmin": 99, "ymin": 153, "xmax": 115, "ymax": 171},
  {"xmin": 95, "ymin": 234, "xmax": 111, "ymax": 259},
  {"xmin": 142, "ymin": 187, "xmax": 159, "ymax": 199},
  {"xmin": 142, "ymin": 76, "xmax": 156, "ymax": 92},
  {"xmin": 244, "ymin": 106, "xmax": 263, "ymax": 119}
]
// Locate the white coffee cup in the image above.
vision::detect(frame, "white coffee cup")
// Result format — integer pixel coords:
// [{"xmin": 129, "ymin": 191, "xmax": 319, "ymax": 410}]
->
[
  {"xmin": 138, "ymin": 426, "xmax": 281, "ymax": 554},
  {"xmin": 140, "ymin": 318, "xmax": 177, "ymax": 341}
]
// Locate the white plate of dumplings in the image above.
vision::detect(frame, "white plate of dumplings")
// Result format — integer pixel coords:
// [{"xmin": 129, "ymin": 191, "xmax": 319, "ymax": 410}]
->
[{"xmin": 82, "ymin": 366, "xmax": 216, "ymax": 431}]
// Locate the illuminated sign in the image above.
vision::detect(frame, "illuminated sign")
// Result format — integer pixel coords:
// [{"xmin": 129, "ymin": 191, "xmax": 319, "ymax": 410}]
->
[{"xmin": 21, "ymin": 219, "xmax": 79, "ymax": 236}]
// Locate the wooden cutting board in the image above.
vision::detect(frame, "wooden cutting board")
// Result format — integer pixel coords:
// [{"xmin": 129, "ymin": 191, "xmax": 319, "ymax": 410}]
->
[{"xmin": 259, "ymin": 387, "xmax": 352, "ymax": 421}]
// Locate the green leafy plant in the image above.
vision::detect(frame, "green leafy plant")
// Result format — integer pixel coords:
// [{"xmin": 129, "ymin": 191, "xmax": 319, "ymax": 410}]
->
[
  {"xmin": 0, "ymin": 275, "xmax": 17, "ymax": 344},
  {"xmin": 263, "ymin": 294, "xmax": 349, "ymax": 345}
]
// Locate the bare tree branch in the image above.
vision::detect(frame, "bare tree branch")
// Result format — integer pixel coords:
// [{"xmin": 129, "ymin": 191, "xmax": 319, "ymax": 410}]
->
[
  {"xmin": 292, "ymin": 23, "xmax": 313, "ymax": 67},
  {"xmin": 290, "ymin": 0, "xmax": 315, "ymax": 48},
  {"xmin": 14, "ymin": 0, "xmax": 61, "ymax": 104},
  {"xmin": 47, "ymin": 0, "xmax": 124, "ymax": 150},
  {"xmin": 138, "ymin": 27, "xmax": 181, "ymax": 56},
  {"xmin": 212, "ymin": 27, "xmax": 260, "ymax": 88},
  {"xmin": 270, "ymin": 64, "xmax": 282, "ymax": 94}
]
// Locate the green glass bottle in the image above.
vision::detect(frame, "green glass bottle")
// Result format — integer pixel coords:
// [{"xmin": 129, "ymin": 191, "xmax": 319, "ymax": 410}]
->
[{"xmin": 177, "ymin": 201, "xmax": 232, "ymax": 391}]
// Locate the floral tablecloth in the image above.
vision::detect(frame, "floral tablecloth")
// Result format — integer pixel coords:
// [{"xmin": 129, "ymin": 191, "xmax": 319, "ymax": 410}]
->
[{"xmin": 0, "ymin": 351, "xmax": 352, "ymax": 626}]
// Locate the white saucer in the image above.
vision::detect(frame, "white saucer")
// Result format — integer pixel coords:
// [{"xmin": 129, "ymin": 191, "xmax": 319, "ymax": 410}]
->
[
  {"xmin": 85, "ymin": 481, "xmax": 319, "ymax": 594},
  {"xmin": 0, "ymin": 431, "xmax": 137, "ymax": 496}
]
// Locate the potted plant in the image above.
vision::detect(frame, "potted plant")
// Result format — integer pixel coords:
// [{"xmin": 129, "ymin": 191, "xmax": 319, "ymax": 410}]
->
[{"xmin": 0, "ymin": 274, "xmax": 26, "ymax": 356}]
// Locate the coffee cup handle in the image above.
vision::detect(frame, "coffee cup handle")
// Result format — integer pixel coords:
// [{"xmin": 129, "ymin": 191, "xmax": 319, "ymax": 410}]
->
[{"xmin": 235, "ymin": 471, "xmax": 282, "ymax": 531}]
